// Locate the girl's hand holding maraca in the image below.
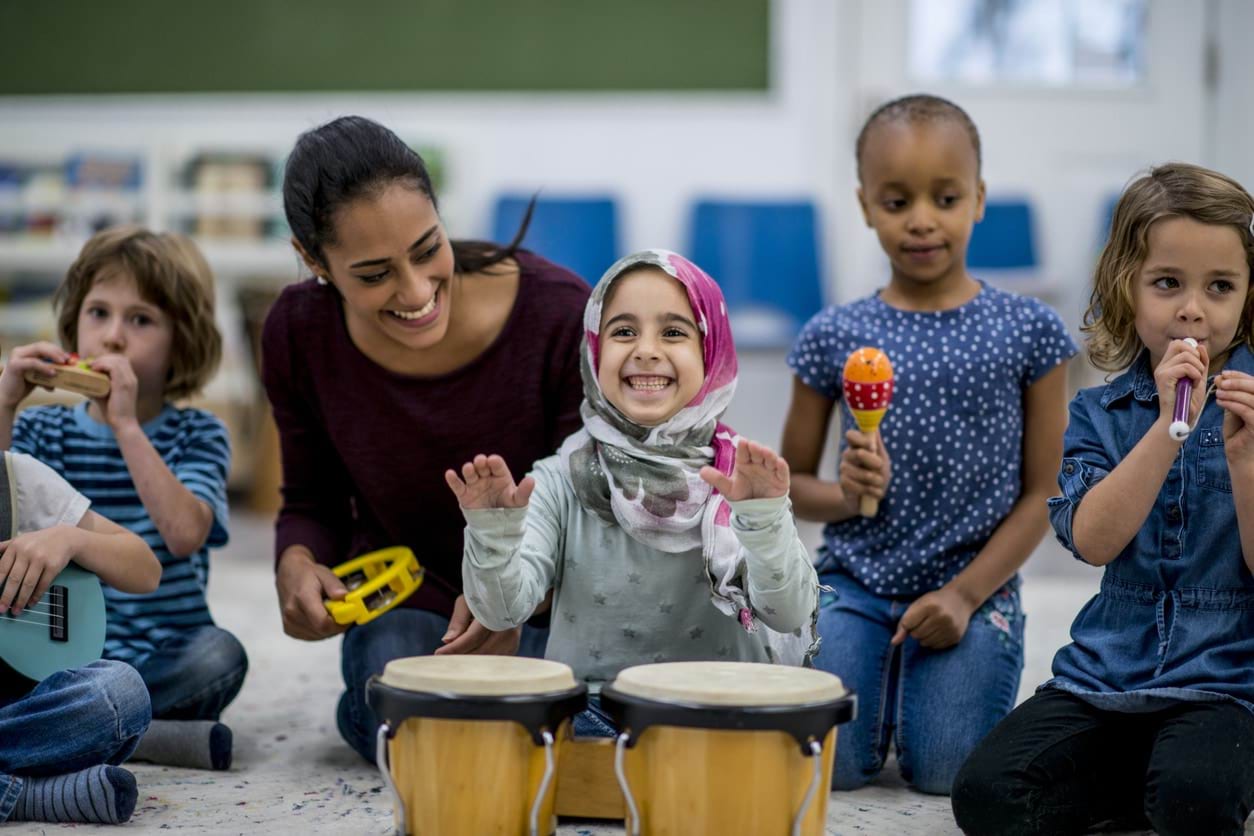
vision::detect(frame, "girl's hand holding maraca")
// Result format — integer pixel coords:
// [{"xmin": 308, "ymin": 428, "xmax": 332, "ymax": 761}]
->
[
  {"xmin": 445, "ymin": 454, "xmax": 536, "ymax": 510},
  {"xmin": 839, "ymin": 429, "xmax": 892, "ymax": 517},
  {"xmin": 842, "ymin": 346, "xmax": 895, "ymax": 516}
]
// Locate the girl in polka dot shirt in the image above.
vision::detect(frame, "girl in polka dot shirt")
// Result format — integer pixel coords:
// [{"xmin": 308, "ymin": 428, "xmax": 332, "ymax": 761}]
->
[{"xmin": 780, "ymin": 94, "xmax": 1077, "ymax": 795}]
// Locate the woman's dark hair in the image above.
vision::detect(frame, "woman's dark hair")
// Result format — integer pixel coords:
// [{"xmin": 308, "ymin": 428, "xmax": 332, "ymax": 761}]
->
[{"xmin": 283, "ymin": 115, "xmax": 532, "ymax": 275}]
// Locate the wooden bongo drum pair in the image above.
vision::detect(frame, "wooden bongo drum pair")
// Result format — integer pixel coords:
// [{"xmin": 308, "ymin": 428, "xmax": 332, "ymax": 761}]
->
[{"xmin": 367, "ymin": 657, "xmax": 855, "ymax": 836}]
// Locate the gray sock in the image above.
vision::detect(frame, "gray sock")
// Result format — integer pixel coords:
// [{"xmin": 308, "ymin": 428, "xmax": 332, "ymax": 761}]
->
[
  {"xmin": 9, "ymin": 765, "xmax": 137, "ymax": 824},
  {"xmin": 130, "ymin": 719, "xmax": 233, "ymax": 770}
]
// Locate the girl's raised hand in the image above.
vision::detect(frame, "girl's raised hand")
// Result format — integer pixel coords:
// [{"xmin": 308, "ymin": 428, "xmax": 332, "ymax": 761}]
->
[
  {"xmin": 0, "ymin": 341, "xmax": 70, "ymax": 411},
  {"xmin": 1154, "ymin": 339, "xmax": 1209, "ymax": 429},
  {"xmin": 445, "ymin": 454, "xmax": 535, "ymax": 510},
  {"xmin": 700, "ymin": 439, "xmax": 790, "ymax": 501},
  {"xmin": 1218, "ymin": 371, "xmax": 1254, "ymax": 464}
]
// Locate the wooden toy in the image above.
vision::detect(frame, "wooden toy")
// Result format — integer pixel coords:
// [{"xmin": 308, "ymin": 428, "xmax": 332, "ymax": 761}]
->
[
  {"xmin": 23, "ymin": 355, "xmax": 111, "ymax": 398},
  {"xmin": 325, "ymin": 546, "xmax": 425, "ymax": 625}
]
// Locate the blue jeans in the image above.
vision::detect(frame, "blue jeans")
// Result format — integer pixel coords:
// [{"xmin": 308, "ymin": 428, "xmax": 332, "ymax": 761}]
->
[
  {"xmin": 573, "ymin": 693, "xmax": 618, "ymax": 738},
  {"xmin": 814, "ymin": 569, "xmax": 1024, "ymax": 795},
  {"xmin": 0, "ymin": 660, "xmax": 151, "ymax": 821},
  {"xmin": 131, "ymin": 625, "xmax": 249, "ymax": 720},
  {"xmin": 336, "ymin": 608, "xmax": 549, "ymax": 763}
]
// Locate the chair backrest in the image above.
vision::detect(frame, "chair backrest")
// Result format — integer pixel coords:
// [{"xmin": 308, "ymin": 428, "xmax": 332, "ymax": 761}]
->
[
  {"xmin": 491, "ymin": 194, "xmax": 619, "ymax": 284},
  {"xmin": 967, "ymin": 199, "xmax": 1037, "ymax": 271},
  {"xmin": 688, "ymin": 199, "xmax": 825, "ymax": 348}
]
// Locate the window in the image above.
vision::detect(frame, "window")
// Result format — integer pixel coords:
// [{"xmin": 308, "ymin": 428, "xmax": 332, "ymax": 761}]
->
[{"xmin": 909, "ymin": 0, "xmax": 1147, "ymax": 87}]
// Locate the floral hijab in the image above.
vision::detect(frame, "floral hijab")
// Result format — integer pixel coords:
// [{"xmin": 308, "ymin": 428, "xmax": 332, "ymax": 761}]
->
[{"xmin": 558, "ymin": 249, "xmax": 816, "ymax": 666}]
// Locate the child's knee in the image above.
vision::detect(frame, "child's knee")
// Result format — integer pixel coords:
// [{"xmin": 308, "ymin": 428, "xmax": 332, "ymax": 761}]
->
[
  {"xmin": 81, "ymin": 660, "xmax": 151, "ymax": 745},
  {"xmin": 1144, "ymin": 768, "xmax": 1251, "ymax": 836}
]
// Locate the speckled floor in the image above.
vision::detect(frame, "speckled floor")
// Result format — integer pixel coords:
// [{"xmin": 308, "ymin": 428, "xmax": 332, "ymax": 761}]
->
[
  {"xmin": 6, "ymin": 355, "xmax": 1250, "ymax": 834},
  {"xmin": 12, "ymin": 511, "xmax": 1223, "ymax": 836}
]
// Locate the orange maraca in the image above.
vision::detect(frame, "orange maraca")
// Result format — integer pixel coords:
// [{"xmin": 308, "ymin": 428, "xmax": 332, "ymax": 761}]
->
[{"xmin": 842, "ymin": 347, "xmax": 894, "ymax": 517}]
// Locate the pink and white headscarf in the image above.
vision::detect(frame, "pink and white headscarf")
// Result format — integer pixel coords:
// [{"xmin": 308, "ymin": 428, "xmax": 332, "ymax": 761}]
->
[{"xmin": 558, "ymin": 249, "xmax": 816, "ymax": 666}]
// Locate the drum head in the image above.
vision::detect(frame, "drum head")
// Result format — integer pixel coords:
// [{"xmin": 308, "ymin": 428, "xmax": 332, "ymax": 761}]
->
[
  {"xmin": 612, "ymin": 662, "xmax": 844, "ymax": 707},
  {"xmin": 380, "ymin": 655, "xmax": 577, "ymax": 696}
]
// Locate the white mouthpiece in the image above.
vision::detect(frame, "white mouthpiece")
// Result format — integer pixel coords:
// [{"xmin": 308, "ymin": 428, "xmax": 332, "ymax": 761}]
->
[
  {"xmin": 1183, "ymin": 337, "xmax": 1198, "ymax": 349},
  {"xmin": 1169, "ymin": 420, "xmax": 1192, "ymax": 441}
]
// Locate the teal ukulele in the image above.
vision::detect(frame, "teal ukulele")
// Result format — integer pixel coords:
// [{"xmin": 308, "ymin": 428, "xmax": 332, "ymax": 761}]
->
[{"xmin": 0, "ymin": 564, "xmax": 106, "ymax": 681}]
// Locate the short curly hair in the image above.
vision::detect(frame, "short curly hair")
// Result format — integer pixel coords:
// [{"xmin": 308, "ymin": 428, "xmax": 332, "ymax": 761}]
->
[
  {"xmin": 1084, "ymin": 163, "xmax": 1254, "ymax": 373},
  {"xmin": 54, "ymin": 226, "xmax": 222, "ymax": 400},
  {"xmin": 855, "ymin": 93, "xmax": 982, "ymax": 180}
]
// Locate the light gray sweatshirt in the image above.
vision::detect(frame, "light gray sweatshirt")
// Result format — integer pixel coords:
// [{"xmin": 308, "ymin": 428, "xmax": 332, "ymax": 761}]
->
[{"xmin": 461, "ymin": 455, "xmax": 818, "ymax": 690}]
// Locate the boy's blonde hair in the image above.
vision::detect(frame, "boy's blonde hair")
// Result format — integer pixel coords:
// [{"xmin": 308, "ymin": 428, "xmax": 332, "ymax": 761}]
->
[
  {"xmin": 54, "ymin": 226, "xmax": 222, "ymax": 400},
  {"xmin": 1084, "ymin": 162, "xmax": 1254, "ymax": 372}
]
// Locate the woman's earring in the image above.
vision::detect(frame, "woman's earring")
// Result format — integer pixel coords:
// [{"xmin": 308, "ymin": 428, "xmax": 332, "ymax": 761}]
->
[{"xmin": 316, "ymin": 275, "xmax": 329, "ymax": 286}]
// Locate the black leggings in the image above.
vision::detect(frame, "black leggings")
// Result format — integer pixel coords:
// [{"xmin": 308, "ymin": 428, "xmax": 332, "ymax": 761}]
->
[{"xmin": 951, "ymin": 688, "xmax": 1254, "ymax": 836}]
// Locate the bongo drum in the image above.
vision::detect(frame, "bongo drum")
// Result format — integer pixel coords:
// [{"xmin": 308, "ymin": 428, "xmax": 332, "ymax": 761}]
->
[
  {"xmin": 601, "ymin": 662, "xmax": 855, "ymax": 836},
  {"xmin": 367, "ymin": 656, "xmax": 587, "ymax": 836}
]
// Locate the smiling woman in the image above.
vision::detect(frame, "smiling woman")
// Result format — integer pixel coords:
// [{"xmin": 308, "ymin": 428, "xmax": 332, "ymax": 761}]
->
[{"xmin": 260, "ymin": 116, "xmax": 590, "ymax": 764}]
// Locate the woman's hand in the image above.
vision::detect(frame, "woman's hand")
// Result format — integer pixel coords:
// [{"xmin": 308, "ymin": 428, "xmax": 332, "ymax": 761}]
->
[
  {"xmin": 434, "ymin": 594, "xmax": 523, "ymax": 655},
  {"xmin": 0, "ymin": 526, "xmax": 81, "ymax": 615},
  {"xmin": 1154, "ymin": 339, "xmax": 1209, "ymax": 430},
  {"xmin": 276, "ymin": 547, "xmax": 350, "ymax": 641},
  {"xmin": 0, "ymin": 341, "xmax": 70, "ymax": 411},
  {"xmin": 838, "ymin": 430, "xmax": 891, "ymax": 514},
  {"xmin": 700, "ymin": 438, "xmax": 790, "ymax": 501},
  {"xmin": 445, "ymin": 454, "xmax": 535, "ymax": 510}
]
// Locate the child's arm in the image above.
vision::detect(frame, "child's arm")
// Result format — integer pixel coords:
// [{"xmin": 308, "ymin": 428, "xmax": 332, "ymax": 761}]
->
[
  {"xmin": 91, "ymin": 354, "xmax": 218, "ymax": 558},
  {"xmin": 893, "ymin": 362, "xmax": 1069, "ymax": 649},
  {"xmin": 0, "ymin": 341, "xmax": 73, "ymax": 448},
  {"xmin": 1069, "ymin": 341, "xmax": 1206, "ymax": 565},
  {"xmin": 0, "ymin": 510, "xmax": 160, "ymax": 614},
  {"xmin": 702, "ymin": 439, "xmax": 818, "ymax": 632},
  {"xmin": 446, "ymin": 455, "xmax": 558, "ymax": 633},
  {"xmin": 1216, "ymin": 370, "xmax": 1254, "ymax": 576},
  {"xmin": 781, "ymin": 378, "xmax": 888, "ymax": 522}
]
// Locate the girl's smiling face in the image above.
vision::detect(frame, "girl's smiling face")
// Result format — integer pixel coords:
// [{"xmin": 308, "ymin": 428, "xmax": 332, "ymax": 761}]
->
[{"xmin": 597, "ymin": 267, "xmax": 706, "ymax": 426}]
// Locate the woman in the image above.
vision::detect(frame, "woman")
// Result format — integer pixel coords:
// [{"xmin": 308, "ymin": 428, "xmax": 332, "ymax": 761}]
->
[{"xmin": 261, "ymin": 116, "xmax": 589, "ymax": 762}]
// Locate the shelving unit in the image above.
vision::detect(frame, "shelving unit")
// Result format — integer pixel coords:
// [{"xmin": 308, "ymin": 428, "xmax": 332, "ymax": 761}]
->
[{"xmin": 0, "ymin": 145, "xmax": 300, "ymax": 501}]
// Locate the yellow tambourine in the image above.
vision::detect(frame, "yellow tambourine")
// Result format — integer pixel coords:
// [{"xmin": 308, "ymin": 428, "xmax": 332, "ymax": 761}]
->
[{"xmin": 325, "ymin": 546, "xmax": 424, "ymax": 625}]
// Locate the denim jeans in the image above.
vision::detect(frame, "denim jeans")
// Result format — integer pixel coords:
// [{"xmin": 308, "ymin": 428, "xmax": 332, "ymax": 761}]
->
[
  {"xmin": 814, "ymin": 568, "xmax": 1024, "ymax": 795},
  {"xmin": 572, "ymin": 693, "xmax": 618, "ymax": 738},
  {"xmin": 952, "ymin": 688, "xmax": 1254, "ymax": 836},
  {"xmin": 131, "ymin": 625, "xmax": 249, "ymax": 720},
  {"xmin": 336, "ymin": 608, "xmax": 549, "ymax": 763},
  {"xmin": 0, "ymin": 660, "xmax": 151, "ymax": 821}
]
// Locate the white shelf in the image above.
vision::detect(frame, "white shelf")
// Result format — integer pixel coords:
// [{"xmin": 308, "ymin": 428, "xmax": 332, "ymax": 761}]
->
[{"xmin": 0, "ymin": 237, "xmax": 299, "ymax": 280}]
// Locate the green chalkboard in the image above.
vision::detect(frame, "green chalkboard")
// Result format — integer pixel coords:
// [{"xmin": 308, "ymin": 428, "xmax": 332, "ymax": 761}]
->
[{"xmin": 0, "ymin": 0, "xmax": 769, "ymax": 94}]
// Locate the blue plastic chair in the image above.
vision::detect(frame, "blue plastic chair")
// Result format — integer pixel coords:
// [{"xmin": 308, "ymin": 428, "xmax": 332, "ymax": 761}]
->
[
  {"xmin": 688, "ymin": 199, "xmax": 825, "ymax": 348},
  {"xmin": 967, "ymin": 199, "xmax": 1038, "ymax": 271},
  {"xmin": 491, "ymin": 194, "xmax": 619, "ymax": 284}
]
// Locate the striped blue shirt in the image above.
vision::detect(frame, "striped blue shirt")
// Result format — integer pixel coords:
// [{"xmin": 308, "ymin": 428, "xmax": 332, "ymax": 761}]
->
[{"xmin": 12, "ymin": 402, "xmax": 230, "ymax": 666}]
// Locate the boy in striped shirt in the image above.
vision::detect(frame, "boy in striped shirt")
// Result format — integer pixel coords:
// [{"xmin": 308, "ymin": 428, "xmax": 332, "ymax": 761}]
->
[{"xmin": 0, "ymin": 226, "xmax": 246, "ymax": 771}]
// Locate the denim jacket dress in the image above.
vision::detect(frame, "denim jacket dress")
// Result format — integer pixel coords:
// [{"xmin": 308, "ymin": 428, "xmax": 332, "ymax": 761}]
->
[{"xmin": 1045, "ymin": 345, "xmax": 1254, "ymax": 714}]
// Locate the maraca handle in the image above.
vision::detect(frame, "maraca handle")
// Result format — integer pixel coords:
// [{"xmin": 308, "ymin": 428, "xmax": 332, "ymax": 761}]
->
[{"xmin": 860, "ymin": 494, "xmax": 879, "ymax": 517}]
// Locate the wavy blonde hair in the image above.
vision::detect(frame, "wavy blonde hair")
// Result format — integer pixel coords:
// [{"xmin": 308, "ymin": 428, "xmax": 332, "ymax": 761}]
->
[
  {"xmin": 54, "ymin": 226, "xmax": 222, "ymax": 400},
  {"xmin": 1084, "ymin": 162, "xmax": 1254, "ymax": 372}
]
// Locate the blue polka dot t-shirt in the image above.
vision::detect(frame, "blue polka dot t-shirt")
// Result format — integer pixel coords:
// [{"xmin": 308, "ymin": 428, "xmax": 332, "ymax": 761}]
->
[{"xmin": 787, "ymin": 282, "xmax": 1077, "ymax": 598}]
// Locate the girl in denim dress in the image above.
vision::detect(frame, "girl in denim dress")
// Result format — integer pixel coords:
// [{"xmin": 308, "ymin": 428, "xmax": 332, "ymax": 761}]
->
[
  {"xmin": 953, "ymin": 163, "xmax": 1254, "ymax": 836},
  {"xmin": 782, "ymin": 94, "xmax": 1076, "ymax": 795}
]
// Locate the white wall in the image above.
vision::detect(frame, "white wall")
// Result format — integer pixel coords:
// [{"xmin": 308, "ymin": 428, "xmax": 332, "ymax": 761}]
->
[
  {"xmin": 0, "ymin": 0, "xmax": 1239, "ymax": 329},
  {"xmin": 836, "ymin": 0, "xmax": 1210, "ymax": 334},
  {"xmin": 0, "ymin": 1, "xmax": 844, "ymax": 290}
]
